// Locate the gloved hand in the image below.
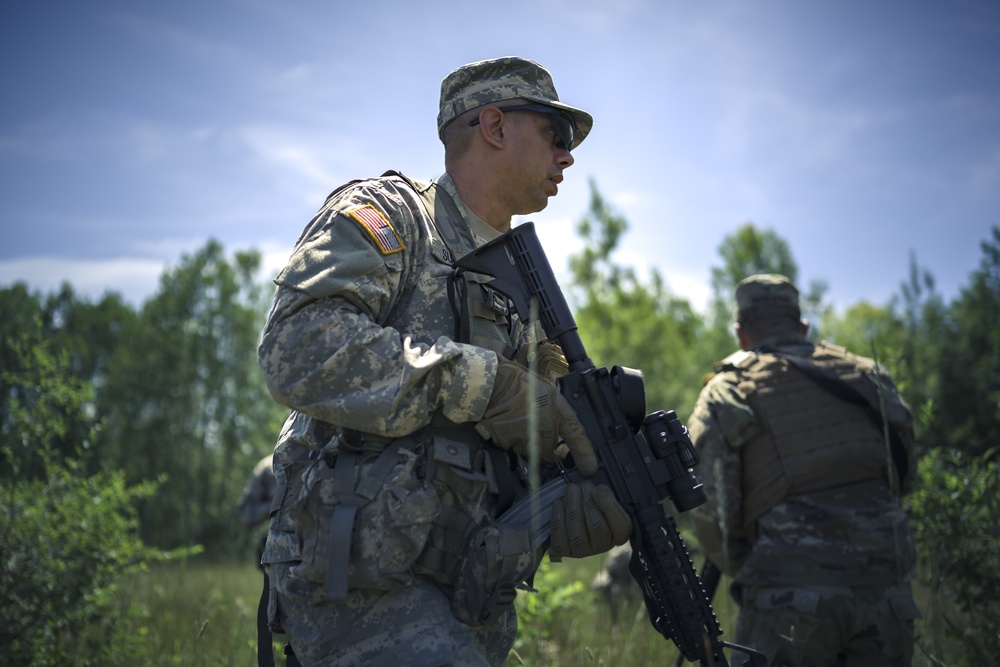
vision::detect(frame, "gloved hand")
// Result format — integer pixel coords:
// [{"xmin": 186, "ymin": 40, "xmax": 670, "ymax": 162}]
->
[
  {"xmin": 515, "ymin": 340, "xmax": 569, "ymax": 383},
  {"xmin": 549, "ymin": 480, "xmax": 632, "ymax": 561},
  {"xmin": 475, "ymin": 358, "xmax": 598, "ymax": 476}
]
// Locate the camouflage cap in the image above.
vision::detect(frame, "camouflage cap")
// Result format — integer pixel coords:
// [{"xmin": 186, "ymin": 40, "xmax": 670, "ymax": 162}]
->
[
  {"xmin": 437, "ymin": 56, "xmax": 593, "ymax": 149},
  {"xmin": 736, "ymin": 274, "xmax": 801, "ymax": 321}
]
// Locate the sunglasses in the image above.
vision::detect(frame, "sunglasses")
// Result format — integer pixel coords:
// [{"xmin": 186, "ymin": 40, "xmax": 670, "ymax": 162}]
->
[{"xmin": 469, "ymin": 103, "xmax": 576, "ymax": 151}]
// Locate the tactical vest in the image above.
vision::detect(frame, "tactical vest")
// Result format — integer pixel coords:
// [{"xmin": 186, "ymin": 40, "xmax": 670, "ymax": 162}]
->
[
  {"xmin": 310, "ymin": 170, "xmax": 523, "ymax": 360},
  {"xmin": 283, "ymin": 172, "xmax": 534, "ymax": 626},
  {"xmin": 382, "ymin": 171, "xmax": 524, "ymax": 360},
  {"xmin": 721, "ymin": 343, "xmax": 891, "ymax": 541}
]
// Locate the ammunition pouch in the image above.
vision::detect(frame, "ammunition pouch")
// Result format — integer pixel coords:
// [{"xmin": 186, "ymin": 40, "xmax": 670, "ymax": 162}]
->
[
  {"xmin": 449, "ymin": 521, "xmax": 535, "ymax": 626},
  {"xmin": 287, "ymin": 434, "xmax": 439, "ymax": 600},
  {"xmin": 286, "ymin": 426, "xmax": 535, "ymax": 625}
]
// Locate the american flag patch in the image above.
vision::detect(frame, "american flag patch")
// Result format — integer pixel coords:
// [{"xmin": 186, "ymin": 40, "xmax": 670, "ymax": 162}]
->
[{"xmin": 347, "ymin": 205, "xmax": 404, "ymax": 255}]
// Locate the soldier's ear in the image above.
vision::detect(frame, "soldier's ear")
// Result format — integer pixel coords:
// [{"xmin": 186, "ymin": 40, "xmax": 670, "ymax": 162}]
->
[
  {"xmin": 736, "ymin": 323, "xmax": 752, "ymax": 351},
  {"xmin": 473, "ymin": 106, "xmax": 507, "ymax": 150}
]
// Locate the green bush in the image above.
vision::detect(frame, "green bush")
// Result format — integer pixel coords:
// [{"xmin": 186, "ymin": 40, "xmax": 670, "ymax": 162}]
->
[
  {"xmin": 909, "ymin": 449, "xmax": 1000, "ymax": 664},
  {"xmin": 0, "ymin": 327, "xmax": 198, "ymax": 665},
  {"xmin": 0, "ymin": 455, "xmax": 173, "ymax": 665}
]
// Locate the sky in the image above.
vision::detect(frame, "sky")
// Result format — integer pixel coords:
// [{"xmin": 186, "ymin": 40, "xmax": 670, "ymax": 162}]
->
[{"xmin": 2, "ymin": 0, "xmax": 998, "ymax": 316}]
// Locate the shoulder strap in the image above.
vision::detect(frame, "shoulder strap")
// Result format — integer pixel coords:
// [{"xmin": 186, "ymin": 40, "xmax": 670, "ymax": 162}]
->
[
  {"xmin": 382, "ymin": 170, "xmax": 477, "ymax": 255},
  {"xmin": 767, "ymin": 351, "xmax": 908, "ymax": 483}
]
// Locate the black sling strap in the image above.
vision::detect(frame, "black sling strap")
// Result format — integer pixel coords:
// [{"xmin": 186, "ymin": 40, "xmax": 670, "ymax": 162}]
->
[
  {"xmin": 257, "ymin": 569, "xmax": 302, "ymax": 667},
  {"xmin": 769, "ymin": 350, "xmax": 909, "ymax": 483},
  {"xmin": 257, "ymin": 569, "xmax": 274, "ymax": 667}
]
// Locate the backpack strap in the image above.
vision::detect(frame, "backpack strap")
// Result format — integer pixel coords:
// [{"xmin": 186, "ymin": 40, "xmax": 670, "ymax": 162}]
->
[{"xmin": 319, "ymin": 439, "xmax": 406, "ymax": 600}]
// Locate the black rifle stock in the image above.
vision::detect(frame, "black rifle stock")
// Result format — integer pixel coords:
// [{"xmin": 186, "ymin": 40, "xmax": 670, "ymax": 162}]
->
[{"xmin": 455, "ymin": 222, "xmax": 763, "ymax": 667}]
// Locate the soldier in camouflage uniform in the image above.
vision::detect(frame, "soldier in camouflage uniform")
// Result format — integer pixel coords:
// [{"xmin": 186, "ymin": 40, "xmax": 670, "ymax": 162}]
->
[
  {"xmin": 239, "ymin": 454, "xmax": 277, "ymax": 530},
  {"xmin": 238, "ymin": 453, "xmax": 277, "ymax": 566},
  {"xmin": 257, "ymin": 56, "xmax": 632, "ymax": 667},
  {"xmin": 687, "ymin": 274, "xmax": 921, "ymax": 667}
]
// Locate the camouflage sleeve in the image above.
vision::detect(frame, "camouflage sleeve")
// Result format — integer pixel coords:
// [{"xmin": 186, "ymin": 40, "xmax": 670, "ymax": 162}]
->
[
  {"xmin": 237, "ymin": 473, "xmax": 271, "ymax": 528},
  {"xmin": 687, "ymin": 371, "xmax": 757, "ymax": 575},
  {"xmin": 258, "ymin": 180, "xmax": 497, "ymax": 437}
]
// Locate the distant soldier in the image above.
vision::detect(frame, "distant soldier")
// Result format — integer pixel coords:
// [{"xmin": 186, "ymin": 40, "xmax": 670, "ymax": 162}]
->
[
  {"xmin": 238, "ymin": 453, "xmax": 276, "ymax": 567},
  {"xmin": 590, "ymin": 543, "xmax": 640, "ymax": 622},
  {"xmin": 688, "ymin": 274, "xmax": 921, "ymax": 666},
  {"xmin": 241, "ymin": 453, "xmax": 299, "ymax": 667}
]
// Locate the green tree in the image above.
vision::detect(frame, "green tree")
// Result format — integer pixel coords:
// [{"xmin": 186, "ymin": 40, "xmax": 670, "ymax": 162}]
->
[
  {"xmin": 97, "ymin": 241, "xmax": 286, "ymax": 556},
  {"xmin": 909, "ymin": 449, "xmax": 1000, "ymax": 664},
  {"xmin": 706, "ymin": 223, "xmax": 829, "ymax": 341},
  {"xmin": 567, "ymin": 181, "xmax": 709, "ymax": 418},
  {"xmin": 1, "ymin": 284, "xmax": 50, "ymax": 477},
  {"xmin": 0, "ymin": 319, "xmax": 185, "ymax": 665},
  {"xmin": 929, "ymin": 226, "xmax": 1000, "ymax": 457},
  {"xmin": 2, "ymin": 282, "xmax": 144, "ymax": 476}
]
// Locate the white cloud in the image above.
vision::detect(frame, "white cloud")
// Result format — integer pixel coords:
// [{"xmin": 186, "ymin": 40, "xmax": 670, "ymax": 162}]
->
[
  {"xmin": 0, "ymin": 256, "xmax": 166, "ymax": 306},
  {"xmin": 0, "ymin": 239, "xmax": 296, "ymax": 308}
]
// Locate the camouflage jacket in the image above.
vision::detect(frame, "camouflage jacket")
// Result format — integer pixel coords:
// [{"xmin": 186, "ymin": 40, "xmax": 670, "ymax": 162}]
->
[
  {"xmin": 258, "ymin": 172, "xmax": 514, "ymax": 566},
  {"xmin": 687, "ymin": 336, "xmax": 917, "ymax": 587},
  {"xmin": 237, "ymin": 454, "xmax": 276, "ymax": 528}
]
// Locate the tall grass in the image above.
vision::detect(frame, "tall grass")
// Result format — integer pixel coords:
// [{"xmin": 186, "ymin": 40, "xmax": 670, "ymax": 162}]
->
[
  {"xmin": 98, "ymin": 557, "xmax": 968, "ymax": 666},
  {"xmin": 102, "ymin": 556, "xmax": 715, "ymax": 667},
  {"xmin": 103, "ymin": 561, "xmax": 269, "ymax": 667}
]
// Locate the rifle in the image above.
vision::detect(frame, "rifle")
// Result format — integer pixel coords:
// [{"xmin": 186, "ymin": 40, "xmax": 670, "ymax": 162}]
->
[
  {"xmin": 673, "ymin": 560, "xmax": 723, "ymax": 667},
  {"xmin": 455, "ymin": 222, "xmax": 763, "ymax": 667}
]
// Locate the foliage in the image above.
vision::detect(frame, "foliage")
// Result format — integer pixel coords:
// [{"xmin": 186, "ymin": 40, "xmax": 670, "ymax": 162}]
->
[
  {"xmin": 0, "ymin": 328, "xmax": 196, "ymax": 666},
  {"xmin": 0, "ymin": 240, "xmax": 287, "ymax": 560},
  {"xmin": 94, "ymin": 240, "xmax": 285, "ymax": 555},
  {"xmin": 889, "ymin": 253, "xmax": 948, "ymax": 443},
  {"xmin": 709, "ymin": 222, "xmax": 799, "ymax": 304},
  {"xmin": 706, "ymin": 222, "xmax": 829, "ymax": 339},
  {"xmin": 567, "ymin": 181, "xmax": 715, "ymax": 417},
  {"xmin": 0, "ymin": 286, "xmax": 101, "ymax": 478},
  {"xmin": 513, "ymin": 558, "xmax": 588, "ymax": 654},
  {"xmin": 927, "ymin": 227, "xmax": 1000, "ymax": 457},
  {"xmin": 908, "ymin": 448, "xmax": 1000, "ymax": 665}
]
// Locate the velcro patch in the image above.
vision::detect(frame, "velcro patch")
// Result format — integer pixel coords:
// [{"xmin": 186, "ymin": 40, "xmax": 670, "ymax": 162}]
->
[{"xmin": 347, "ymin": 205, "xmax": 404, "ymax": 255}]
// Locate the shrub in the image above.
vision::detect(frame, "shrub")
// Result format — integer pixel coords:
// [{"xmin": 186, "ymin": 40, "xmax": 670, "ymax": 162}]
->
[
  {"xmin": 909, "ymin": 448, "xmax": 1000, "ymax": 665},
  {"xmin": 0, "ymin": 328, "xmax": 198, "ymax": 665},
  {"xmin": 0, "ymin": 455, "xmax": 171, "ymax": 665}
]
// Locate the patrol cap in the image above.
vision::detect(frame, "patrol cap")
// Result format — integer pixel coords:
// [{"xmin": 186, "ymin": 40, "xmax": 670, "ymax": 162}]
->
[
  {"xmin": 736, "ymin": 274, "xmax": 801, "ymax": 321},
  {"xmin": 437, "ymin": 56, "xmax": 593, "ymax": 149}
]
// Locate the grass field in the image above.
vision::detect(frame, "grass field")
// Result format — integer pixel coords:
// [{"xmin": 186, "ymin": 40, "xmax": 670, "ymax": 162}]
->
[
  {"xmin": 102, "ymin": 557, "xmax": 965, "ymax": 667},
  {"xmin": 107, "ymin": 556, "xmax": 701, "ymax": 666}
]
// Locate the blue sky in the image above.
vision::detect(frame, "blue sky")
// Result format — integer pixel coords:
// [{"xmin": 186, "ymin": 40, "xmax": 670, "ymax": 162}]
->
[{"xmin": 2, "ymin": 0, "xmax": 998, "ymax": 315}]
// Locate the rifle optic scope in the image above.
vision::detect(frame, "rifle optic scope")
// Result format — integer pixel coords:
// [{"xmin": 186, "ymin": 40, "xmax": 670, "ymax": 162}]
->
[{"xmin": 642, "ymin": 410, "xmax": 708, "ymax": 513}]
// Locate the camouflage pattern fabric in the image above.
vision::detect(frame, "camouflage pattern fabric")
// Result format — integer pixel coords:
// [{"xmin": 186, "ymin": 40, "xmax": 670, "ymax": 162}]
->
[
  {"xmin": 436, "ymin": 56, "xmax": 592, "ymax": 148},
  {"xmin": 238, "ymin": 454, "xmax": 276, "ymax": 529},
  {"xmin": 732, "ymin": 584, "xmax": 920, "ymax": 667},
  {"xmin": 687, "ymin": 335, "xmax": 920, "ymax": 665},
  {"xmin": 268, "ymin": 560, "xmax": 516, "ymax": 667},
  {"xmin": 258, "ymin": 172, "xmax": 519, "ymax": 665}
]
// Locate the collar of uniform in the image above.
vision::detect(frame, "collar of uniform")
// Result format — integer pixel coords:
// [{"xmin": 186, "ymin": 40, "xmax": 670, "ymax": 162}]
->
[
  {"xmin": 435, "ymin": 172, "xmax": 504, "ymax": 245},
  {"xmin": 755, "ymin": 335, "xmax": 814, "ymax": 356}
]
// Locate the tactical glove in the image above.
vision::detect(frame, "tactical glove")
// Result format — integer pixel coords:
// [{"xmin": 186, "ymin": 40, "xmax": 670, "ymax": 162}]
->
[
  {"xmin": 475, "ymin": 358, "xmax": 598, "ymax": 476},
  {"xmin": 549, "ymin": 480, "xmax": 632, "ymax": 561},
  {"xmin": 515, "ymin": 340, "xmax": 569, "ymax": 383}
]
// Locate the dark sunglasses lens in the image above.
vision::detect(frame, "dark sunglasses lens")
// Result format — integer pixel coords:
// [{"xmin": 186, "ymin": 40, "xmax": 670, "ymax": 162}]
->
[{"xmin": 551, "ymin": 113, "xmax": 575, "ymax": 151}]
